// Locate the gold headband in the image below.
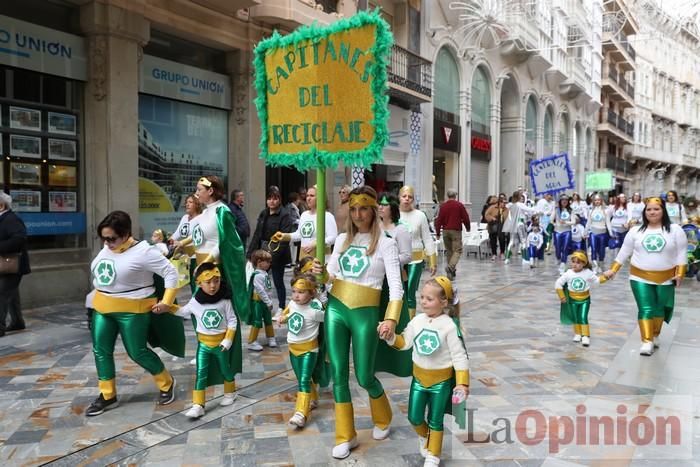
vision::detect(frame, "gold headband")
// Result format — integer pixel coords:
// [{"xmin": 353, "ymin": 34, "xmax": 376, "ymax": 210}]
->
[
  {"xmin": 645, "ymin": 197, "xmax": 663, "ymax": 205},
  {"xmin": 570, "ymin": 251, "xmax": 588, "ymax": 265},
  {"xmin": 300, "ymin": 261, "xmax": 314, "ymax": 273},
  {"xmin": 433, "ymin": 276, "xmax": 454, "ymax": 301},
  {"xmin": 292, "ymin": 278, "xmax": 316, "ymax": 292},
  {"xmin": 349, "ymin": 193, "xmax": 378, "ymax": 208},
  {"xmin": 196, "ymin": 267, "xmax": 221, "ymax": 284},
  {"xmin": 399, "ymin": 185, "xmax": 415, "ymax": 197},
  {"xmin": 198, "ymin": 177, "xmax": 212, "ymax": 187}
]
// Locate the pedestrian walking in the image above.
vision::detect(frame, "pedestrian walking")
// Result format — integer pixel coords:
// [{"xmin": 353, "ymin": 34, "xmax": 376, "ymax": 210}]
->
[
  {"xmin": 484, "ymin": 198, "xmax": 508, "ymax": 261},
  {"xmin": 228, "ymin": 189, "xmax": 251, "ymax": 247},
  {"xmin": 434, "ymin": 189, "xmax": 470, "ymax": 280},
  {"xmin": 0, "ymin": 192, "xmax": 30, "ymax": 337}
]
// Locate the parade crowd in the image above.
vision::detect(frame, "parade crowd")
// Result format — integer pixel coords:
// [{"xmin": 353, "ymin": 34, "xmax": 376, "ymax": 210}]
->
[{"xmin": 0, "ymin": 175, "xmax": 689, "ymax": 467}]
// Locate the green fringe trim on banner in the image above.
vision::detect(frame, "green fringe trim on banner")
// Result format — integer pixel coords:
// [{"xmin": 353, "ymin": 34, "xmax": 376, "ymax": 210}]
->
[{"xmin": 253, "ymin": 9, "xmax": 393, "ymax": 170}]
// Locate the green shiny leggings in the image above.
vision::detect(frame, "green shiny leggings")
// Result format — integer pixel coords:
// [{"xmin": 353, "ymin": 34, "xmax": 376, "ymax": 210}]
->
[
  {"xmin": 405, "ymin": 262, "xmax": 424, "ymax": 311},
  {"xmin": 326, "ymin": 295, "xmax": 383, "ymax": 403},
  {"xmin": 92, "ymin": 311, "xmax": 165, "ymax": 381},
  {"xmin": 407, "ymin": 377, "xmax": 452, "ymax": 431},
  {"xmin": 569, "ymin": 298, "xmax": 591, "ymax": 325},
  {"xmin": 251, "ymin": 300, "xmax": 272, "ymax": 328},
  {"xmin": 194, "ymin": 341, "xmax": 235, "ymax": 390},
  {"xmin": 630, "ymin": 280, "xmax": 675, "ymax": 322},
  {"xmin": 290, "ymin": 351, "xmax": 318, "ymax": 393}
]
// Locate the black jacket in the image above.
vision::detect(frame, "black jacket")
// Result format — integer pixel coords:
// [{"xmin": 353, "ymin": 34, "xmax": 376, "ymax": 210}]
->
[
  {"xmin": 247, "ymin": 206, "xmax": 294, "ymax": 266},
  {"xmin": 228, "ymin": 202, "xmax": 250, "ymax": 247},
  {"xmin": 0, "ymin": 210, "xmax": 31, "ymax": 275}
]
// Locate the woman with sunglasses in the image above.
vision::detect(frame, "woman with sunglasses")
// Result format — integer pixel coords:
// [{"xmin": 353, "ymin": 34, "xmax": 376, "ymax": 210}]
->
[
  {"xmin": 605, "ymin": 197, "xmax": 688, "ymax": 356},
  {"xmin": 86, "ymin": 211, "xmax": 182, "ymax": 416},
  {"xmin": 313, "ymin": 186, "xmax": 404, "ymax": 459}
]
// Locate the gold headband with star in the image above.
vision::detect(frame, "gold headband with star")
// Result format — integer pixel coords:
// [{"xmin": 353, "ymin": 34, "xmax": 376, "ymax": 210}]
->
[
  {"xmin": 198, "ymin": 177, "xmax": 212, "ymax": 187},
  {"xmin": 570, "ymin": 250, "xmax": 589, "ymax": 265},
  {"xmin": 349, "ymin": 193, "xmax": 378, "ymax": 208},
  {"xmin": 292, "ymin": 277, "xmax": 316, "ymax": 292},
  {"xmin": 299, "ymin": 261, "xmax": 314, "ymax": 273},
  {"xmin": 645, "ymin": 197, "xmax": 663, "ymax": 205},
  {"xmin": 433, "ymin": 276, "xmax": 454, "ymax": 301},
  {"xmin": 196, "ymin": 267, "xmax": 221, "ymax": 284}
]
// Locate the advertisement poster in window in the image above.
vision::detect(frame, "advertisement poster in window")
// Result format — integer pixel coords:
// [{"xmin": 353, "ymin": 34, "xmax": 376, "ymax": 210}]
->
[
  {"xmin": 48, "ymin": 165, "xmax": 77, "ymax": 186},
  {"xmin": 10, "ymin": 190, "xmax": 41, "ymax": 212},
  {"xmin": 9, "ymin": 107, "xmax": 41, "ymax": 131},
  {"xmin": 137, "ymin": 94, "xmax": 227, "ymax": 237},
  {"xmin": 49, "ymin": 191, "xmax": 77, "ymax": 212},
  {"xmin": 48, "ymin": 112, "xmax": 77, "ymax": 135},
  {"xmin": 10, "ymin": 135, "xmax": 41, "ymax": 158},
  {"xmin": 10, "ymin": 162, "xmax": 41, "ymax": 185},
  {"xmin": 48, "ymin": 139, "xmax": 77, "ymax": 161}
]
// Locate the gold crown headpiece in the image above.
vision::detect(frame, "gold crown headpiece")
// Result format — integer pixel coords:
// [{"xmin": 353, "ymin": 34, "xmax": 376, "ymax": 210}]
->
[
  {"xmin": 292, "ymin": 277, "xmax": 316, "ymax": 292},
  {"xmin": 570, "ymin": 250, "xmax": 589, "ymax": 266},
  {"xmin": 349, "ymin": 193, "xmax": 378, "ymax": 208},
  {"xmin": 644, "ymin": 197, "xmax": 663, "ymax": 205},
  {"xmin": 433, "ymin": 276, "xmax": 454, "ymax": 301},
  {"xmin": 196, "ymin": 266, "xmax": 221, "ymax": 284},
  {"xmin": 198, "ymin": 177, "xmax": 212, "ymax": 187}
]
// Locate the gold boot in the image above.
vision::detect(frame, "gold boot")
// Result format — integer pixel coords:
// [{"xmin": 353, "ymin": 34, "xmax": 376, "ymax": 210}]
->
[{"xmin": 370, "ymin": 392, "xmax": 392, "ymax": 440}]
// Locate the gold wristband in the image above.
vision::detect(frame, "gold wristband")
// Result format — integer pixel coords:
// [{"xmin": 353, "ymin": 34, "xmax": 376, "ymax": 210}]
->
[
  {"xmin": 611, "ymin": 261, "xmax": 622, "ymax": 273},
  {"xmin": 556, "ymin": 289, "xmax": 566, "ymax": 300},
  {"xmin": 224, "ymin": 328, "xmax": 235, "ymax": 341},
  {"xmin": 162, "ymin": 288, "xmax": 177, "ymax": 306},
  {"xmin": 676, "ymin": 265, "xmax": 687, "ymax": 277},
  {"xmin": 391, "ymin": 334, "xmax": 406, "ymax": 349},
  {"xmin": 455, "ymin": 370, "xmax": 470, "ymax": 386},
  {"xmin": 384, "ymin": 299, "xmax": 403, "ymax": 322},
  {"xmin": 179, "ymin": 237, "xmax": 193, "ymax": 247},
  {"xmin": 428, "ymin": 253, "xmax": 438, "ymax": 269}
]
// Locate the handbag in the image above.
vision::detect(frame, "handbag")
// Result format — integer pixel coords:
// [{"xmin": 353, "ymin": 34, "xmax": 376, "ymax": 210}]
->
[
  {"xmin": 0, "ymin": 253, "xmax": 20, "ymax": 274},
  {"xmin": 487, "ymin": 221, "xmax": 499, "ymax": 235}
]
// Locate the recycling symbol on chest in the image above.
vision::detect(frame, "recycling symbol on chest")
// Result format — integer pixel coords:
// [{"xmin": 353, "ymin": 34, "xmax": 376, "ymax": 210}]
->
[
  {"xmin": 180, "ymin": 223, "xmax": 190, "ymax": 238},
  {"xmin": 264, "ymin": 275, "xmax": 272, "ymax": 289},
  {"xmin": 339, "ymin": 246, "xmax": 370, "ymax": 278},
  {"xmin": 592, "ymin": 211, "xmax": 603, "ymax": 222},
  {"xmin": 287, "ymin": 312, "xmax": 305, "ymax": 335},
  {"xmin": 614, "ymin": 209, "xmax": 625, "ymax": 218},
  {"xmin": 300, "ymin": 221, "xmax": 315, "ymax": 238},
  {"xmin": 642, "ymin": 233, "xmax": 666, "ymax": 253},
  {"xmin": 94, "ymin": 259, "xmax": 117, "ymax": 286},
  {"xmin": 414, "ymin": 329, "xmax": 441, "ymax": 356},
  {"xmin": 668, "ymin": 206, "xmax": 678, "ymax": 216},
  {"xmin": 560, "ymin": 211, "xmax": 570, "ymax": 221},
  {"xmin": 201, "ymin": 309, "xmax": 223, "ymax": 329},
  {"xmin": 192, "ymin": 224, "xmax": 204, "ymax": 247},
  {"xmin": 570, "ymin": 277, "xmax": 586, "ymax": 292}
]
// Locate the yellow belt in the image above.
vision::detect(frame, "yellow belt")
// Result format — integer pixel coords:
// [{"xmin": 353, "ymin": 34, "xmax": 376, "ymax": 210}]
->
[
  {"xmin": 93, "ymin": 291, "xmax": 157, "ymax": 314},
  {"xmin": 197, "ymin": 332, "xmax": 226, "ymax": 347},
  {"xmin": 411, "ymin": 250, "xmax": 425, "ymax": 261},
  {"xmin": 330, "ymin": 279, "xmax": 381, "ymax": 309},
  {"xmin": 569, "ymin": 291, "xmax": 590, "ymax": 300},
  {"xmin": 630, "ymin": 265, "xmax": 676, "ymax": 284},
  {"xmin": 413, "ymin": 364, "xmax": 453, "ymax": 388},
  {"xmin": 289, "ymin": 339, "xmax": 319, "ymax": 356}
]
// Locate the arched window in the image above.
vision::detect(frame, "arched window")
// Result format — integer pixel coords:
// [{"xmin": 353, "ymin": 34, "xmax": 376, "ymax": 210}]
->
[
  {"xmin": 434, "ymin": 48, "xmax": 460, "ymax": 121},
  {"xmin": 525, "ymin": 95, "xmax": 537, "ymax": 152},
  {"xmin": 471, "ymin": 67, "xmax": 491, "ymax": 135},
  {"xmin": 544, "ymin": 106, "xmax": 554, "ymax": 156},
  {"xmin": 560, "ymin": 113, "xmax": 570, "ymax": 153}
]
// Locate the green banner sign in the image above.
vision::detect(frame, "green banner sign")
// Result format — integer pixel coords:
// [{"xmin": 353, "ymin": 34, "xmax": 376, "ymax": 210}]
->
[{"xmin": 585, "ymin": 171, "xmax": 614, "ymax": 191}]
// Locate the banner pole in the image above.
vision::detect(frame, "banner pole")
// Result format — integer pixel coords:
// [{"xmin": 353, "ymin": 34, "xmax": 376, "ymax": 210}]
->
[{"xmin": 316, "ymin": 168, "xmax": 326, "ymax": 267}]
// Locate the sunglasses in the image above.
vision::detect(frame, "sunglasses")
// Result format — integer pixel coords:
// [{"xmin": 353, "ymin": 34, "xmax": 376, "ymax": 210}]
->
[{"xmin": 101, "ymin": 236, "xmax": 120, "ymax": 243}]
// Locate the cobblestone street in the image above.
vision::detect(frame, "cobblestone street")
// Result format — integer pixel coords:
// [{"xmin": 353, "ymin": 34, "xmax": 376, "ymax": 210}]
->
[{"xmin": 1, "ymin": 254, "xmax": 699, "ymax": 466}]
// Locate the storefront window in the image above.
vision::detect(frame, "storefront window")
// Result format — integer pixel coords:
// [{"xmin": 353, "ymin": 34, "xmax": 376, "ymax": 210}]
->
[
  {"xmin": 0, "ymin": 65, "xmax": 84, "ymax": 249},
  {"xmin": 471, "ymin": 67, "xmax": 491, "ymax": 135}
]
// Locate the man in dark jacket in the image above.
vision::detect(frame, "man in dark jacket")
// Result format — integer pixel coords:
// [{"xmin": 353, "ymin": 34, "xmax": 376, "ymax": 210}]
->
[
  {"xmin": 247, "ymin": 186, "xmax": 294, "ymax": 309},
  {"xmin": 228, "ymin": 189, "xmax": 250, "ymax": 247},
  {"xmin": 434, "ymin": 188, "xmax": 470, "ymax": 280},
  {"xmin": 0, "ymin": 192, "xmax": 30, "ymax": 337}
]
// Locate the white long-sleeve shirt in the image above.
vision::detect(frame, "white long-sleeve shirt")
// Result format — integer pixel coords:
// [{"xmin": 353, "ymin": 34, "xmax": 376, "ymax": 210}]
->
[
  {"xmin": 290, "ymin": 210, "xmax": 338, "ymax": 247},
  {"xmin": 192, "ymin": 200, "xmax": 227, "ymax": 260},
  {"xmin": 387, "ymin": 313, "xmax": 469, "ymax": 373},
  {"xmin": 383, "ymin": 223, "xmax": 412, "ymax": 266},
  {"xmin": 284, "ymin": 298, "xmax": 325, "ymax": 346},
  {"xmin": 252, "ymin": 269, "xmax": 273, "ymax": 307},
  {"xmin": 586, "ymin": 206, "xmax": 613, "ymax": 235},
  {"xmin": 553, "ymin": 208, "xmax": 576, "ymax": 233},
  {"xmin": 400, "ymin": 209, "xmax": 436, "ymax": 259},
  {"xmin": 608, "ymin": 206, "xmax": 629, "ymax": 232},
  {"xmin": 571, "ymin": 224, "xmax": 585, "ymax": 243},
  {"xmin": 614, "ymin": 225, "xmax": 688, "ymax": 284},
  {"xmin": 555, "ymin": 268, "xmax": 603, "ymax": 294},
  {"xmin": 571, "ymin": 201, "xmax": 588, "ymax": 220},
  {"xmin": 627, "ymin": 202, "xmax": 645, "ymax": 225},
  {"xmin": 327, "ymin": 232, "xmax": 403, "ymax": 300},
  {"xmin": 527, "ymin": 231, "xmax": 543, "ymax": 249},
  {"xmin": 665, "ymin": 203, "xmax": 688, "ymax": 225},
  {"xmin": 505, "ymin": 202, "xmax": 537, "ymax": 233},
  {"xmin": 91, "ymin": 241, "xmax": 178, "ymax": 298},
  {"xmin": 172, "ymin": 213, "xmax": 198, "ymax": 241},
  {"xmin": 175, "ymin": 297, "xmax": 237, "ymax": 336}
]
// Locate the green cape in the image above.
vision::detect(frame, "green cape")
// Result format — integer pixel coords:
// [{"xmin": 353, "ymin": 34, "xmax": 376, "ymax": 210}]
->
[
  {"xmin": 216, "ymin": 205, "xmax": 251, "ymax": 324},
  {"xmin": 150, "ymin": 274, "xmax": 186, "ymax": 358},
  {"xmin": 559, "ymin": 286, "xmax": 575, "ymax": 325}
]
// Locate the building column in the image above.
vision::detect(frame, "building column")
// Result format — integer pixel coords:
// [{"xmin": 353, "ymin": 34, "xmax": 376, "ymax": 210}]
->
[
  {"xmin": 80, "ymin": 2, "xmax": 149, "ymax": 245},
  {"xmin": 489, "ymin": 102, "xmax": 501, "ymax": 197},
  {"xmin": 419, "ymin": 104, "xmax": 434, "ymax": 211},
  {"xmin": 459, "ymin": 90, "xmax": 471, "ymax": 204},
  {"xmin": 226, "ymin": 49, "xmax": 266, "ymax": 222}
]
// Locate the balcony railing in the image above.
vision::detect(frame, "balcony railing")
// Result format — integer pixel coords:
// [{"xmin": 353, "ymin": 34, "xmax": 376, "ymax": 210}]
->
[
  {"xmin": 606, "ymin": 68, "xmax": 635, "ymax": 98},
  {"xmin": 618, "ymin": 31, "xmax": 636, "ymax": 61},
  {"xmin": 387, "ymin": 44, "xmax": 432, "ymax": 99},
  {"xmin": 605, "ymin": 109, "xmax": 634, "ymax": 138}
]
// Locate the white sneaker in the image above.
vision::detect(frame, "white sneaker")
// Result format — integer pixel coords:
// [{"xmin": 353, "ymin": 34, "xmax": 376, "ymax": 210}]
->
[
  {"xmin": 185, "ymin": 404, "xmax": 205, "ymax": 419},
  {"xmin": 247, "ymin": 342, "xmax": 263, "ymax": 351},
  {"xmin": 424, "ymin": 454, "xmax": 441, "ymax": 467},
  {"xmin": 559, "ymin": 263, "xmax": 566, "ymax": 273},
  {"xmin": 189, "ymin": 358, "xmax": 196, "ymax": 365},
  {"xmin": 331, "ymin": 437, "xmax": 358, "ymax": 459},
  {"xmin": 504, "ymin": 258, "xmax": 510, "ymax": 265},
  {"xmin": 581, "ymin": 336, "xmax": 590, "ymax": 347},
  {"xmin": 288, "ymin": 411, "xmax": 306, "ymax": 428},
  {"xmin": 418, "ymin": 435, "xmax": 429, "ymax": 458},
  {"xmin": 220, "ymin": 393, "xmax": 237, "ymax": 406},
  {"xmin": 310, "ymin": 399, "xmax": 319, "ymax": 410},
  {"xmin": 268, "ymin": 337, "xmax": 278, "ymax": 348},
  {"xmin": 640, "ymin": 341, "xmax": 654, "ymax": 356},
  {"xmin": 372, "ymin": 424, "xmax": 390, "ymax": 440},
  {"xmin": 573, "ymin": 334, "xmax": 582, "ymax": 343}
]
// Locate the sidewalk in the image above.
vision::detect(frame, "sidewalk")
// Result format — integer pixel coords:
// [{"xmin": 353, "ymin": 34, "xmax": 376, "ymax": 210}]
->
[{"xmin": 0, "ymin": 255, "xmax": 698, "ymax": 466}]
